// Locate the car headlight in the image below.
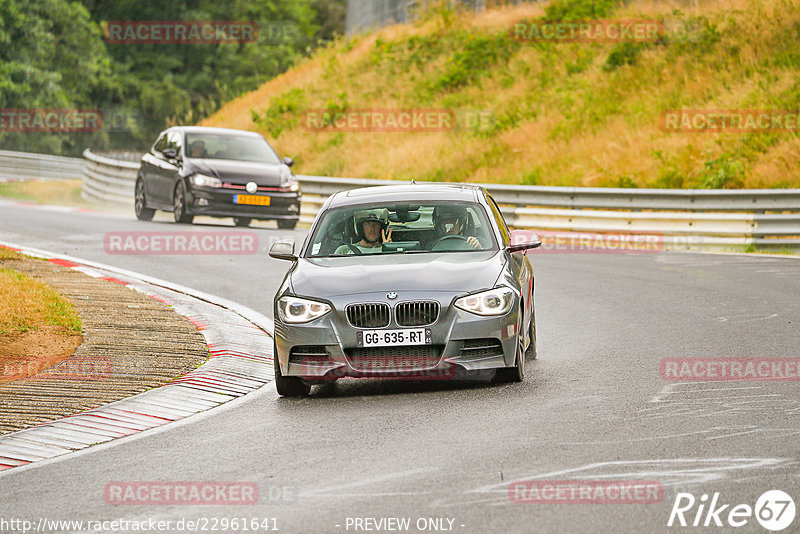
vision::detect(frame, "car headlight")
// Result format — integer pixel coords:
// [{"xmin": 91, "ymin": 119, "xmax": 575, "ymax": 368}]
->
[
  {"xmin": 190, "ymin": 174, "xmax": 222, "ymax": 188},
  {"xmin": 280, "ymin": 180, "xmax": 300, "ymax": 192},
  {"xmin": 454, "ymin": 287, "xmax": 515, "ymax": 316},
  {"xmin": 278, "ymin": 296, "xmax": 331, "ymax": 323}
]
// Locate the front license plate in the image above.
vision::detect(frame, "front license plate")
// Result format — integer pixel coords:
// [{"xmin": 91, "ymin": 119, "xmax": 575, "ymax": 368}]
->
[
  {"xmin": 357, "ymin": 329, "xmax": 431, "ymax": 348},
  {"xmin": 234, "ymin": 194, "xmax": 270, "ymax": 206}
]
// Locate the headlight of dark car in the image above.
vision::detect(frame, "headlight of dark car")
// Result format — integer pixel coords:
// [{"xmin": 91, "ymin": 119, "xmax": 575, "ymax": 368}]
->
[
  {"xmin": 278, "ymin": 296, "xmax": 331, "ymax": 323},
  {"xmin": 190, "ymin": 173, "xmax": 222, "ymax": 188},
  {"xmin": 454, "ymin": 287, "xmax": 515, "ymax": 316}
]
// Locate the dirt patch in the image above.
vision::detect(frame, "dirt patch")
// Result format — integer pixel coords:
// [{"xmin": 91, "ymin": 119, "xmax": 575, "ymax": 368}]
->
[{"xmin": 0, "ymin": 326, "xmax": 82, "ymax": 382}]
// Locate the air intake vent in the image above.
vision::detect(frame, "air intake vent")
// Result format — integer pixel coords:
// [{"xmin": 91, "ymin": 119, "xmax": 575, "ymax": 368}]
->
[
  {"xmin": 345, "ymin": 345, "xmax": 444, "ymax": 371},
  {"xmin": 395, "ymin": 301, "xmax": 439, "ymax": 327},
  {"xmin": 289, "ymin": 345, "xmax": 329, "ymax": 365},
  {"xmin": 346, "ymin": 303, "xmax": 390, "ymax": 328},
  {"xmin": 459, "ymin": 338, "xmax": 504, "ymax": 359}
]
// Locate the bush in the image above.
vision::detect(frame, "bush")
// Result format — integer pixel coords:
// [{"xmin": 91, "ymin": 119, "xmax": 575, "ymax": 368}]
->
[
  {"xmin": 544, "ymin": 0, "xmax": 616, "ymax": 22},
  {"xmin": 603, "ymin": 42, "xmax": 645, "ymax": 71},
  {"xmin": 434, "ymin": 32, "xmax": 517, "ymax": 91},
  {"xmin": 251, "ymin": 88, "xmax": 306, "ymax": 138}
]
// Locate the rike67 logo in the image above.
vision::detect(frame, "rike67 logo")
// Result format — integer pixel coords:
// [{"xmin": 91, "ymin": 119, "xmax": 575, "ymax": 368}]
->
[{"xmin": 668, "ymin": 490, "xmax": 796, "ymax": 531}]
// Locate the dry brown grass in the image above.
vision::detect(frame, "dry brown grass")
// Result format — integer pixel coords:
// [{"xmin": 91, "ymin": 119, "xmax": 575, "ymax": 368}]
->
[
  {"xmin": 0, "ymin": 266, "xmax": 82, "ymax": 335},
  {"xmin": 202, "ymin": 0, "xmax": 800, "ymax": 188}
]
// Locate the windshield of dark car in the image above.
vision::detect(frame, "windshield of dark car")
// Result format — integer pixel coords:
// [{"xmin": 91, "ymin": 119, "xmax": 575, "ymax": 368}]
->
[
  {"xmin": 184, "ymin": 133, "xmax": 281, "ymax": 164},
  {"xmin": 305, "ymin": 201, "xmax": 498, "ymax": 257}
]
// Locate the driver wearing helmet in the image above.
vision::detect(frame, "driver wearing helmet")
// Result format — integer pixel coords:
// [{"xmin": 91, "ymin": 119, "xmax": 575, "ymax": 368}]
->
[
  {"xmin": 431, "ymin": 205, "xmax": 483, "ymax": 249},
  {"xmin": 334, "ymin": 208, "xmax": 393, "ymax": 255}
]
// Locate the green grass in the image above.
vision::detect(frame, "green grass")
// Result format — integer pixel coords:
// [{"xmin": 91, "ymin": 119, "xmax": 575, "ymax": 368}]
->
[{"xmin": 0, "ymin": 266, "xmax": 82, "ymax": 335}]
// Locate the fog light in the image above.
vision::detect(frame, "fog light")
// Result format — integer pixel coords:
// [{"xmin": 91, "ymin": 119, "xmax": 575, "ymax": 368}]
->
[
  {"xmin": 289, "ymin": 205, "xmax": 298, "ymax": 212},
  {"xmin": 196, "ymin": 198, "xmax": 209, "ymax": 207}
]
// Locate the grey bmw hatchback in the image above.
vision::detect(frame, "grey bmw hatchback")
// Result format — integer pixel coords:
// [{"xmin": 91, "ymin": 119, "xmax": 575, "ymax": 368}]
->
[{"xmin": 269, "ymin": 183, "xmax": 541, "ymax": 397}]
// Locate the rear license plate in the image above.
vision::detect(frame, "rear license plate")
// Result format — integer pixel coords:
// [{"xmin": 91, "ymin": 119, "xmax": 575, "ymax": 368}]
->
[
  {"xmin": 234, "ymin": 194, "xmax": 270, "ymax": 206},
  {"xmin": 357, "ymin": 329, "xmax": 431, "ymax": 348}
]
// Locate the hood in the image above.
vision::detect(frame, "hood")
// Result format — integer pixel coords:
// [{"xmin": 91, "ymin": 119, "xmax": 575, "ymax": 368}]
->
[
  {"xmin": 290, "ymin": 251, "xmax": 506, "ymax": 298},
  {"xmin": 186, "ymin": 159, "xmax": 290, "ymax": 186}
]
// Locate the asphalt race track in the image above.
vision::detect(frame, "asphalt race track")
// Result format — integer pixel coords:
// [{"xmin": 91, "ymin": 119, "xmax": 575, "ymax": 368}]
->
[{"xmin": 2, "ymin": 201, "xmax": 799, "ymax": 533}]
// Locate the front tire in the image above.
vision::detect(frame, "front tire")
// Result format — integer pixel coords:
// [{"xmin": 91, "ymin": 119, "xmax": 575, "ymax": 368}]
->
[
  {"xmin": 173, "ymin": 181, "xmax": 194, "ymax": 224},
  {"xmin": 134, "ymin": 179, "xmax": 155, "ymax": 221},
  {"xmin": 277, "ymin": 219, "xmax": 298, "ymax": 230},
  {"xmin": 274, "ymin": 345, "xmax": 310, "ymax": 397}
]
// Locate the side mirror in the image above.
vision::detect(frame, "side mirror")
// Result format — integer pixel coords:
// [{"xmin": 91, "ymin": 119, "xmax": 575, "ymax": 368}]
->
[
  {"xmin": 162, "ymin": 147, "xmax": 178, "ymax": 159},
  {"xmin": 283, "ymin": 156, "xmax": 295, "ymax": 168},
  {"xmin": 269, "ymin": 240, "xmax": 297, "ymax": 261},
  {"xmin": 507, "ymin": 230, "xmax": 542, "ymax": 253}
]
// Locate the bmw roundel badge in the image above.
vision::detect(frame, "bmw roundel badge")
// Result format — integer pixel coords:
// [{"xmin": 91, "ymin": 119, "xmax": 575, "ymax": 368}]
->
[{"xmin": 387, "ymin": 292, "xmax": 398, "ymax": 300}]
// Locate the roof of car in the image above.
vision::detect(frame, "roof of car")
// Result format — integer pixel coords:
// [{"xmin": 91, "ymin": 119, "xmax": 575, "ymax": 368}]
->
[
  {"xmin": 327, "ymin": 183, "xmax": 486, "ymax": 208},
  {"xmin": 169, "ymin": 126, "xmax": 263, "ymax": 137}
]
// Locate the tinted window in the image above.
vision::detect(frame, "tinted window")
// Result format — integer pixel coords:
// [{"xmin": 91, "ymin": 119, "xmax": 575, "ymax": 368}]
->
[
  {"xmin": 306, "ymin": 201, "xmax": 498, "ymax": 258},
  {"xmin": 487, "ymin": 195, "xmax": 510, "ymax": 246},
  {"xmin": 153, "ymin": 132, "xmax": 169, "ymax": 154},
  {"xmin": 167, "ymin": 131, "xmax": 182, "ymax": 155},
  {"xmin": 185, "ymin": 133, "xmax": 280, "ymax": 163}
]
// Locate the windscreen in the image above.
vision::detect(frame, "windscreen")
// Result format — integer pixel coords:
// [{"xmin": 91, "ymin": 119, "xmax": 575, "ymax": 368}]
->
[
  {"xmin": 184, "ymin": 133, "xmax": 281, "ymax": 164},
  {"xmin": 305, "ymin": 201, "xmax": 497, "ymax": 257}
]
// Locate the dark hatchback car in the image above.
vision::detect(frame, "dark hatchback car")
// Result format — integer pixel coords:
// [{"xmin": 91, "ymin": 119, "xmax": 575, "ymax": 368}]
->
[{"xmin": 135, "ymin": 126, "xmax": 301, "ymax": 228}]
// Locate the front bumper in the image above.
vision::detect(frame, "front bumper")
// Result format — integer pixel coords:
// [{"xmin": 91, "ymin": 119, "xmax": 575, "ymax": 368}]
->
[
  {"xmin": 274, "ymin": 292, "xmax": 521, "ymax": 381},
  {"xmin": 187, "ymin": 186, "xmax": 301, "ymax": 221}
]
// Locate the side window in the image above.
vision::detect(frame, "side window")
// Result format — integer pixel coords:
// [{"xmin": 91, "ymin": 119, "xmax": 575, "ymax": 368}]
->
[
  {"xmin": 153, "ymin": 132, "xmax": 169, "ymax": 154},
  {"xmin": 167, "ymin": 131, "xmax": 183, "ymax": 156},
  {"xmin": 486, "ymin": 195, "xmax": 510, "ymax": 246}
]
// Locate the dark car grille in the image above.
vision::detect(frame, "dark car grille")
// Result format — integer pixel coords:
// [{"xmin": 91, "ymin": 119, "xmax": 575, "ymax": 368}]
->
[
  {"xmin": 459, "ymin": 338, "xmax": 504, "ymax": 359},
  {"xmin": 395, "ymin": 301, "xmax": 439, "ymax": 327},
  {"xmin": 346, "ymin": 303, "xmax": 390, "ymax": 328},
  {"xmin": 289, "ymin": 345, "xmax": 329, "ymax": 365},
  {"xmin": 345, "ymin": 345, "xmax": 443, "ymax": 371}
]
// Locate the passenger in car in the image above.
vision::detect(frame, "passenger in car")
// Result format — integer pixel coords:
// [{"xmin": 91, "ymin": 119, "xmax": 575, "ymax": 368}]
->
[{"xmin": 429, "ymin": 205, "xmax": 485, "ymax": 249}]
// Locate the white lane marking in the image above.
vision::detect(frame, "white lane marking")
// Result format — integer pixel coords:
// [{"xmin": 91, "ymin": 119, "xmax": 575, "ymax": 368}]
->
[
  {"xmin": 301, "ymin": 467, "xmax": 440, "ymax": 497},
  {"xmin": 461, "ymin": 457, "xmax": 793, "ymax": 504},
  {"xmin": 716, "ymin": 313, "xmax": 779, "ymax": 323},
  {"xmin": 557, "ymin": 427, "xmax": 778, "ymax": 445},
  {"xmin": 705, "ymin": 428, "xmax": 762, "ymax": 441}
]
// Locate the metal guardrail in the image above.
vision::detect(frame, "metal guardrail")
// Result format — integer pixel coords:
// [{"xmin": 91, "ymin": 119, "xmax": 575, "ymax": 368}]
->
[
  {"xmin": 0, "ymin": 150, "xmax": 83, "ymax": 181},
  {"xmin": 78, "ymin": 149, "xmax": 800, "ymax": 250},
  {"xmin": 81, "ymin": 150, "xmax": 140, "ymax": 204},
  {"xmin": 296, "ymin": 175, "xmax": 800, "ymax": 212}
]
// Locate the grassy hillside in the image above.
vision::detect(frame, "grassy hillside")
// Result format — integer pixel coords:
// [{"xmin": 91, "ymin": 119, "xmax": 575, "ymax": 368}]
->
[{"xmin": 202, "ymin": 0, "xmax": 800, "ymax": 189}]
